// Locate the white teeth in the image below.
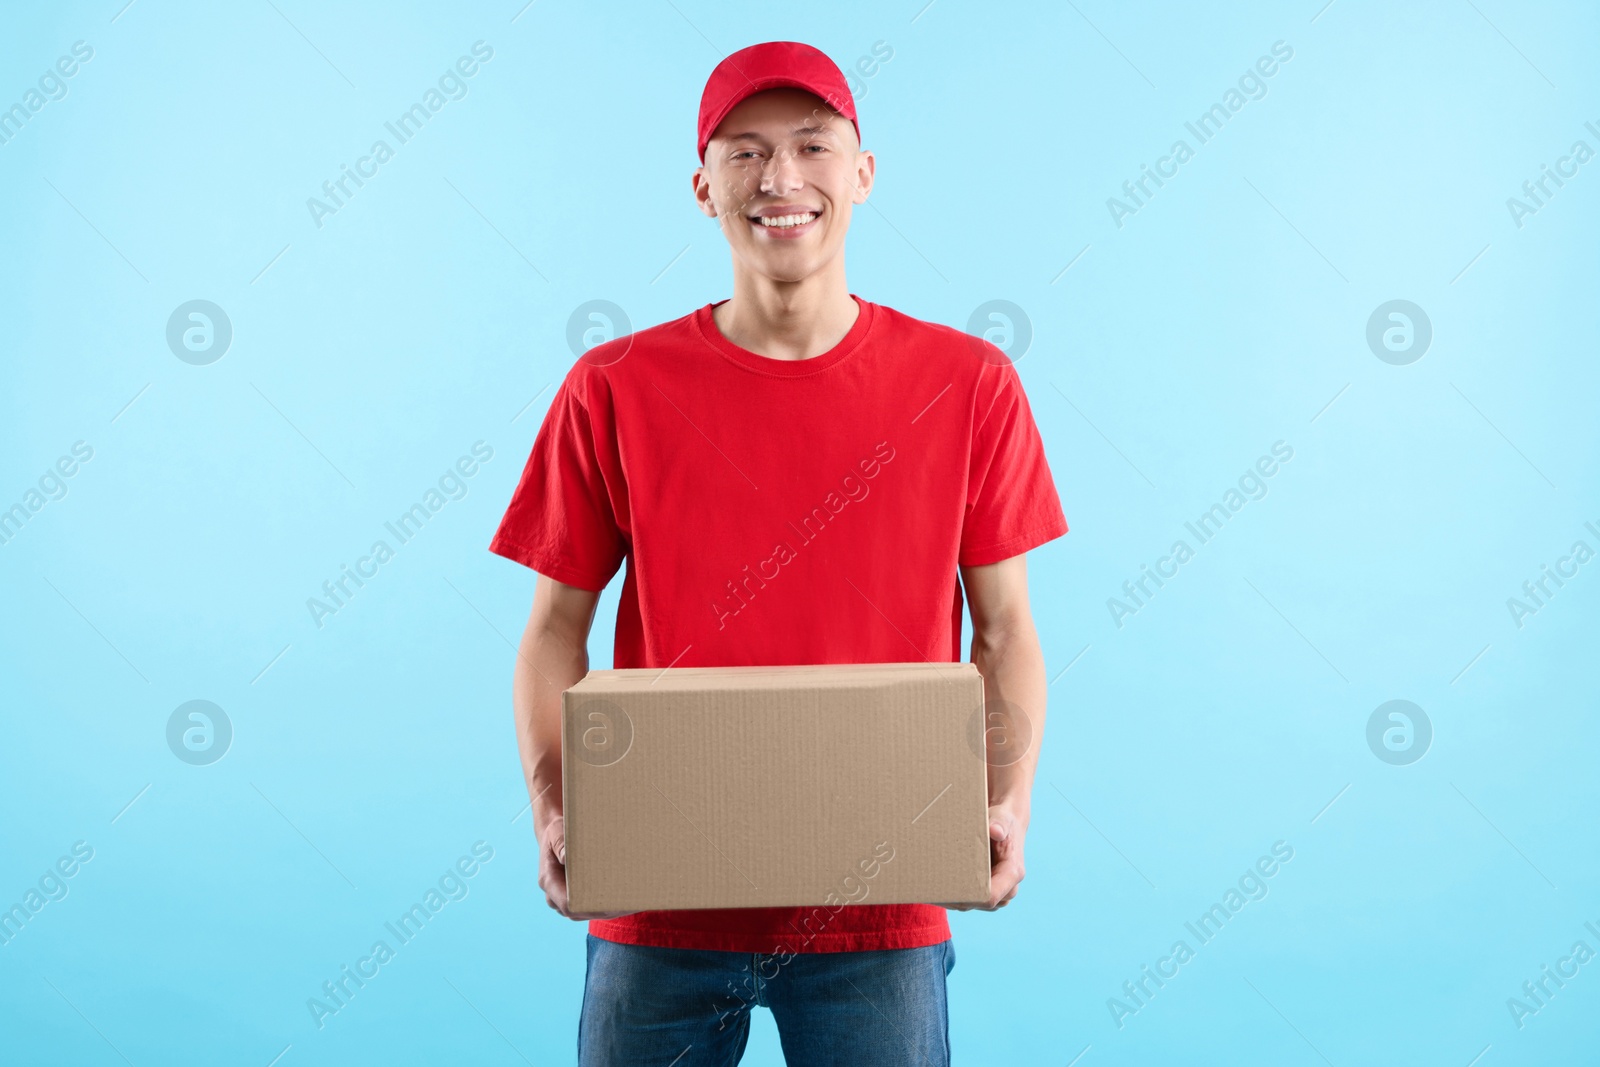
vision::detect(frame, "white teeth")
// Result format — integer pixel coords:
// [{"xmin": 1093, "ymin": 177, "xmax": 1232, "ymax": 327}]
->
[{"xmin": 757, "ymin": 212, "xmax": 817, "ymax": 228}]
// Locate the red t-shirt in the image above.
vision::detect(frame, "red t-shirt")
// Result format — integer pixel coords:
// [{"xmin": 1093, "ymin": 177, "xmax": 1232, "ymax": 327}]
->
[{"xmin": 489, "ymin": 293, "xmax": 1068, "ymax": 953}]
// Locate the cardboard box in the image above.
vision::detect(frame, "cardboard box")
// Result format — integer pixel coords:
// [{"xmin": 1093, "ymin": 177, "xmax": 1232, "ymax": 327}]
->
[{"xmin": 561, "ymin": 662, "xmax": 991, "ymax": 913}]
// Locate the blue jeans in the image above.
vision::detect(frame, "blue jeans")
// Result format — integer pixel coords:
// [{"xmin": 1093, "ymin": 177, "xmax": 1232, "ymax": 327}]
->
[{"xmin": 578, "ymin": 934, "xmax": 956, "ymax": 1066}]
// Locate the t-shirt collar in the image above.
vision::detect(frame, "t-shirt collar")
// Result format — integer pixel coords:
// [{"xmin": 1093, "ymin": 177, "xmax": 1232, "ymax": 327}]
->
[{"xmin": 693, "ymin": 294, "xmax": 875, "ymax": 376}]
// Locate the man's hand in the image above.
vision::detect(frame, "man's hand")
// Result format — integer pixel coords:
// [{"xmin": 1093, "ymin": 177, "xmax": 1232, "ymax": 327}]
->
[
  {"xmin": 945, "ymin": 802, "xmax": 1028, "ymax": 911},
  {"xmin": 536, "ymin": 815, "xmax": 635, "ymax": 921}
]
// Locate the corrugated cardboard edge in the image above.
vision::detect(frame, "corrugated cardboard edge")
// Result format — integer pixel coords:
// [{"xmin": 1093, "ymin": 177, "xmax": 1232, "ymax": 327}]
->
[{"xmin": 559, "ymin": 691, "xmax": 574, "ymax": 903}]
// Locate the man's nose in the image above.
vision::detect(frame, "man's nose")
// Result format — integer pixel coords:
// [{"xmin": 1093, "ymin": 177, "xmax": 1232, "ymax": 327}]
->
[{"xmin": 759, "ymin": 148, "xmax": 803, "ymax": 194}]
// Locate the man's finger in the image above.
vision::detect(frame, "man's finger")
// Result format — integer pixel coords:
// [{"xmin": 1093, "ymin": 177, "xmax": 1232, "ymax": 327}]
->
[
  {"xmin": 540, "ymin": 840, "xmax": 573, "ymax": 915},
  {"xmin": 986, "ymin": 862, "xmax": 1023, "ymax": 908}
]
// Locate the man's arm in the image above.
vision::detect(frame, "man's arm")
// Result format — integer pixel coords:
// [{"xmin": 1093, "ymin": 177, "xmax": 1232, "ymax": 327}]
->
[
  {"xmin": 513, "ymin": 573, "xmax": 630, "ymax": 920},
  {"xmin": 950, "ymin": 553, "xmax": 1047, "ymax": 911}
]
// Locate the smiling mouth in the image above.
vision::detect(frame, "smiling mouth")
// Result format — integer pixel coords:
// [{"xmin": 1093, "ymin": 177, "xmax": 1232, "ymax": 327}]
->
[{"xmin": 749, "ymin": 209, "xmax": 820, "ymax": 230}]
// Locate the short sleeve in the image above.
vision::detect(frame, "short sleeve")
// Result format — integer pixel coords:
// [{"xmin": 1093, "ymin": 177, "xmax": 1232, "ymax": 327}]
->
[
  {"xmin": 959, "ymin": 365, "xmax": 1069, "ymax": 567},
  {"xmin": 488, "ymin": 373, "xmax": 626, "ymax": 591}
]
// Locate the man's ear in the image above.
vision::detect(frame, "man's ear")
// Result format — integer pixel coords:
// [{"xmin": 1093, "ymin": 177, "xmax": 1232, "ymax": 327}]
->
[
  {"xmin": 852, "ymin": 149, "xmax": 876, "ymax": 204},
  {"xmin": 692, "ymin": 168, "xmax": 719, "ymax": 219}
]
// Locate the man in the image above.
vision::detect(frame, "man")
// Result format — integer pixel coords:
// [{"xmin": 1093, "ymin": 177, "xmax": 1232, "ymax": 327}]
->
[{"xmin": 489, "ymin": 40, "xmax": 1068, "ymax": 1066}]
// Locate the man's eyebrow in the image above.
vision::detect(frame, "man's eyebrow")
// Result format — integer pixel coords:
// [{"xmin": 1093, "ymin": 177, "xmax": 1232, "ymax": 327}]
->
[{"xmin": 724, "ymin": 125, "xmax": 837, "ymax": 142}]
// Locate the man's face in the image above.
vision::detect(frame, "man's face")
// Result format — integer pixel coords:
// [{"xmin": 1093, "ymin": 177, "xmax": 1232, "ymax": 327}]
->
[{"xmin": 694, "ymin": 88, "xmax": 874, "ymax": 284}]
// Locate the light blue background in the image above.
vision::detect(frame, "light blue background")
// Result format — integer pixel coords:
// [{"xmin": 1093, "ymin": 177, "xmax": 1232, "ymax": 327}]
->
[{"xmin": 3, "ymin": 1, "xmax": 1597, "ymax": 1064}]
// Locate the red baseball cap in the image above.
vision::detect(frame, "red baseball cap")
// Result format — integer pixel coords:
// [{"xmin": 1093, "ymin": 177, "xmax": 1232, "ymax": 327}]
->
[{"xmin": 697, "ymin": 41, "xmax": 859, "ymax": 163}]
